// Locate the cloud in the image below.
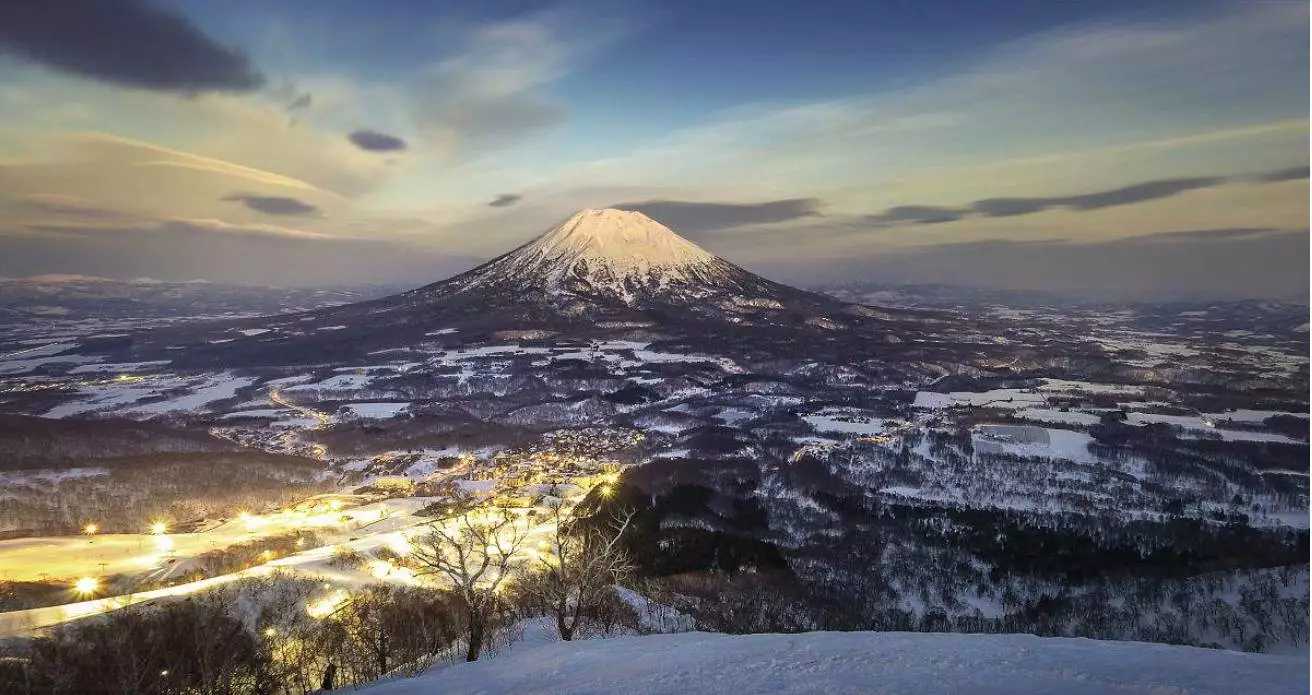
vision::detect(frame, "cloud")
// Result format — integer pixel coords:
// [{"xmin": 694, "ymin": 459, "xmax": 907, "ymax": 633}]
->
[
  {"xmin": 158, "ymin": 218, "xmax": 331, "ymax": 240},
  {"xmin": 287, "ymin": 93, "xmax": 312, "ymax": 112},
  {"xmin": 535, "ymin": 3, "xmax": 1305, "ymax": 214},
  {"xmin": 349, "ymin": 129, "xmax": 408, "ymax": 152},
  {"xmin": 408, "ymin": 6, "xmax": 639, "ymax": 154},
  {"xmin": 1, "ymin": 219, "xmax": 476, "ymax": 286},
  {"xmin": 0, "ymin": 0, "xmax": 263, "ymax": 92},
  {"xmin": 865, "ymin": 168, "xmax": 1303, "ymax": 227},
  {"xmin": 1124, "ymin": 227, "xmax": 1281, "ymax": 243},
  {"xmin": 865, "ymin": 205, "xmax": 965, "ymax": 226},
  {"xmin": 222, "ymin": 194, "xmax": 320, "ymax": 216},
  {"xmin": 754, "ymin": 229, "xmax": 1308, "ymax": 301},
  {"xmin": 970, "ymin": 176, "xmax": 1226, "ymax": 217},
  {"xmin": 0, "ymin": 132, "xmax": 354, "ymax": 228},
  {"xmin": 1252, "ymin": 165, "xmax": 1310, "ymax": 182},
  {"xmin": 10, "ymin": 193, "xmax": 132, "ymax": 221},
  {"xmin": 64, "ymin": 132, "xmax": 326, "ymax": 193},
  {"xmin": 489, "ymin": 194, "xmax": 522, "ymax": 208},
  {"xmin": 612, "ymin": 198, "xmax": 822, "ymax": 233}
]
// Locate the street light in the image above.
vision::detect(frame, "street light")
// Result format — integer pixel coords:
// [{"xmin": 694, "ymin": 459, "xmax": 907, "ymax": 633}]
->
[{"xmin": 73, "ymin": 576, "xmax": 99, "ymax": 596}]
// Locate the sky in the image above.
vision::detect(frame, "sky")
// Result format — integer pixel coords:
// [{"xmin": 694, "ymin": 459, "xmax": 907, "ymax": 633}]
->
[{"xmin": 0, "ymin": 0, "xmax": 1306, "ymax": 300}]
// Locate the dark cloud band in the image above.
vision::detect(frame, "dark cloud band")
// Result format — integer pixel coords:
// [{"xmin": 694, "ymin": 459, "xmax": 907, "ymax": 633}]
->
[
  {"xmin": 222, "ymin": 194, "xmax": 319, "ymax": 216},
  {"xmin": 489, "ymin": 194, "xmax": 522, "ymax": 208},
  {"xmin": 0, "ymin": 220, "xmax": 473, "ymax": 287},
  {"xmin": 0, "ymin": 0, "xmax": 263, "ymax": 92},
  {"xmin": 349, "ymin": 130, "xmax": 408, "ymax": 152},
  {"xmin": 612, "ymin": 198, "xmax": 822, "ymax": 233},
  {"xmin": 866, "ymin": 167, "xmax": 1308, "ymax": 227}
]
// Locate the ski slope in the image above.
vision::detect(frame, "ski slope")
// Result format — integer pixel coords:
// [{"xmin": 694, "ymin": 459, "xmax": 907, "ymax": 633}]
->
[{"xmin": 356, "ymin": 629, "xmax": 1307, "ymax": 695}]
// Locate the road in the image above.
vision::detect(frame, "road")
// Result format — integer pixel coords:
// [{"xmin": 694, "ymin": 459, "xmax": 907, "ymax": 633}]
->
[
  {"xmin": 269, "ymin": 388, "xmax": 334, "ymax": 428},
  {"xmin": 0, "ymin": 497, "xmax": 432, "ymax": 637},
  {"xmin": 0, "ymin": 482, "xmax": 591, "ymax": 637}
]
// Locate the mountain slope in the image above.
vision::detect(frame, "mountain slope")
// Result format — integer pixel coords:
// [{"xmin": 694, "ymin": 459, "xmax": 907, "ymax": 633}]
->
[
  {"xmin": 90, "ymin": 209, "xmax": 973, "ymax": 368},
  {"xmin": 405, "ymin": 208, "xmax": 835, "ymax": 310},
  {"xmin": 355, "ymin": 629, "xmax": 1307, "ymax": 695}
]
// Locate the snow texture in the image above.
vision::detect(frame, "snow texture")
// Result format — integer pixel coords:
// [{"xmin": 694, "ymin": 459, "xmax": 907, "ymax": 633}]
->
[
  {"xmin": 354, "ymin": 630, "xmax": 1307, "ymax": 695},
  {"xmin": 454, "ymin": 209, "xmax": 728, "ymax": 299}
]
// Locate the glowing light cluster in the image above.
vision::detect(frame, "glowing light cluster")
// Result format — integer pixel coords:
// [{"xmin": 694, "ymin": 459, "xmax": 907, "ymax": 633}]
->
[
  {"xmin": 73, "ymin": 576, "xmax": 99, "ymax": 596},
  {"xmin": 306, "ymin": 589, "xmax": 349, "ymax": 618},
  {"xmin": 386, "ymin": 533, "xmax": 412, "ymax": 556}
]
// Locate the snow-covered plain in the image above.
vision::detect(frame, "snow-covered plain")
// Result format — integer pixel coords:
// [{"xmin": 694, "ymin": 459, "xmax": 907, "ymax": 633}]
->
[{"xmin": 356, "ymin": 630, "xmax": 1307, "ymax": 695}]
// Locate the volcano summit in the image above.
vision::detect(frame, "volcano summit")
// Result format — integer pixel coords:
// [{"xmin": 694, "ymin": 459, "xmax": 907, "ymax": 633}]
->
[
  {"xmin": 441, "ymin": 208, "xmax": 728, "ymax": 301},
  {"xmin": 408, "ymin": 208, "xmax": 823, "ymax": 309}
]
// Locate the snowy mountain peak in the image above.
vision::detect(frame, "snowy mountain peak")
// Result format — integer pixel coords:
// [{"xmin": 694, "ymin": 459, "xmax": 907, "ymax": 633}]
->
[
  {"xmin": 439, "ymin": 208, "xmax": 736, "ymax": 301},
  {"xmin": 520, "ymin": 208, "xmax": 717, "ymax": 276}
]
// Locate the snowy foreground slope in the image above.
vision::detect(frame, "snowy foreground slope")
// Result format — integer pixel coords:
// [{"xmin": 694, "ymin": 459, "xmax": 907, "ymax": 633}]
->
[{"xmin": 356, "ymin": 630, "xmax": 1308, "ymax": 695}]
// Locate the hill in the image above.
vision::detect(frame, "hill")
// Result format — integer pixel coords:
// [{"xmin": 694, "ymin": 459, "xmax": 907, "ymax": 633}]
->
[{"xmin": 355, "ymin": 629, "xmax": 1308, "ymax": 695}]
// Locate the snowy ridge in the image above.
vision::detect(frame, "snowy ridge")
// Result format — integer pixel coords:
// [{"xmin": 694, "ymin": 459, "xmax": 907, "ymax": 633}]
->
[{"xmin": 354, "ymin": 629, "xmax": 1307, "ymax": 695}]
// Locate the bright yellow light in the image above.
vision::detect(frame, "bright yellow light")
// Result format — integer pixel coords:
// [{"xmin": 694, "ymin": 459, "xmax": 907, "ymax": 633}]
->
[
  {"xmin": 386, "ymin": 534, "xmax": 412, "ymax": 556},
  {"xmin": 598, "ymin": 484, "xmax": 613, "ymax": 498},
  {"xmin": 149, "ymin": 521, "xmax": 168, "ymax": 535},
  {"xmin": 327, "ymin": 499, "xmax": 343, "ymax": 511},
  {"xmin": 154, "ymin": 535, "xmax": 175, "ymax": 552},
  {"xmin": 369, "ymin": 560, "xmax": 393, "ymax": 579},
  {"xmin": 73, "ymin": 576, "xmax": 99, "ymax": 596},
  {"xmin": 263, "ymin": 627, "xmax": 277, "ymax": 637},
  {"xmin": 82, "ymin": 523, "xmax": 98, "ymax": 536},
  {"xmin": 306, "ymin": 590, "xmax": 349, "ymax": 619}
]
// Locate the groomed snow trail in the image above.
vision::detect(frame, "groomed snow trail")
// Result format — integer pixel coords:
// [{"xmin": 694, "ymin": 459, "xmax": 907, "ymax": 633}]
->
[{"xmin": 355, "ymin": 629, "xmax": 1307, "ymax": 695}]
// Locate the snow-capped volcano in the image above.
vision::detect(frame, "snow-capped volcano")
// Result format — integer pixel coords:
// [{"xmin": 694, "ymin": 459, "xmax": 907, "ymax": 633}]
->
[
  {"xmin": 506, "ymin": 208, "xmax": 719, "ymax": 282},
  {"xmin": 121, "ymin": 207, "xmax": 931, "ymax": 367},
  {"xmin": 423, "ymin": 208, "xmax": 741, "ymax": 303}
]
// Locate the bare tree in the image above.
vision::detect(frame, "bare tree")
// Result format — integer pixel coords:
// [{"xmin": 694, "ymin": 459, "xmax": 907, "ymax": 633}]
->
[
  {"xmin": 524, "ymin": 502, "xmax": 634, "ymax": 641},
  {"xmin": 408, "ymin": 498, "xmax": 528, "ymax": 661}
]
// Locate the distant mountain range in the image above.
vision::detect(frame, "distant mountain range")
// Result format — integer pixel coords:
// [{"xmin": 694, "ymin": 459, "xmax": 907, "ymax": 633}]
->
[{"xmin": 0, "ymin": 274, "xmax": 398, "ymax": 320}]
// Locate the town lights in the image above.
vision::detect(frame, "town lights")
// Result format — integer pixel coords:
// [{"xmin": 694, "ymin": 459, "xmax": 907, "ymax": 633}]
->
[
  {"xmin": 369, "ymin": 560, "xmax": 394, "ymax": 579},
  {"xmin": 73, "ymin": 576, "xmax": 99, "ymax": 596},
  {"xmin": 306, "ymin": 590, "xmax": 349, "ymax": 618},
  {"xmin": 386, "ymin": 534, "xmax": 412, "ymax": 556}
]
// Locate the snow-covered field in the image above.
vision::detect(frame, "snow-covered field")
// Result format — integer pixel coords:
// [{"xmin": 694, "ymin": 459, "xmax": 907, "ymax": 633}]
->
[
  {"xmin": 356, "ymin": 630, "xmax": 1308, "ymax": 695},
  {"xmin": 803, "ymin": 408, "xmax": 887, "ymax": 435}
]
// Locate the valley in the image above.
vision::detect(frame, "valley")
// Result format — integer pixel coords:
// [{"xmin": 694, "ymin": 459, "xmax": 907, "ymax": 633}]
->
[
  {"xmin": 0, "ymin": 209, "xmax": 1301, "ymax": 655},
  {"xmin": 0, "ymin": 211, "xmax": 1306, "ymax": 684}
]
